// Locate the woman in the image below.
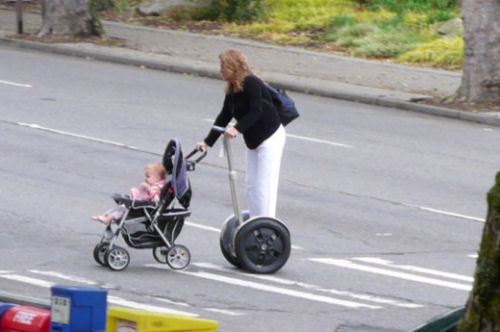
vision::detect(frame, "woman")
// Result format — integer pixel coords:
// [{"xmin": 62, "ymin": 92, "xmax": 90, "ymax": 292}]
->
[{"xmin": 197, "ymin": 49, "xmax": 286, "ymax": 218}]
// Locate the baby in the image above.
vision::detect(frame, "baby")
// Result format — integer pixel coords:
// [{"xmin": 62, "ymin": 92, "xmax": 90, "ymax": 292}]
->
[{"xmin": 92, "ymin": 162, "xmax": 167, "ymax": 225}]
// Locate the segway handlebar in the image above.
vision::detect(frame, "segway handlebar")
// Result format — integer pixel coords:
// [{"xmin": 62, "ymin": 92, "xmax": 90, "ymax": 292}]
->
[
  {"xmin": 208, "ymin": 125, "xmax": 243, "ymax": 224},
  {"xmin": 211, "ymin": 125, "xmax": 226, "ymax": 134}
]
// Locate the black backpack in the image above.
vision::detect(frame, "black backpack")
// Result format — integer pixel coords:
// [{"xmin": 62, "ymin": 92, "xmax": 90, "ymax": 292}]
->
[{"xmin": 266, "ymin": 85, "xmax": 299, "ymax": 126}]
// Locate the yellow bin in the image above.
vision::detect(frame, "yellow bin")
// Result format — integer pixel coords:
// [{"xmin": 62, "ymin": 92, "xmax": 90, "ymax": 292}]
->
[{"xmin": 106, "ymin": 307, "xmax": 218, "ymax": 332}]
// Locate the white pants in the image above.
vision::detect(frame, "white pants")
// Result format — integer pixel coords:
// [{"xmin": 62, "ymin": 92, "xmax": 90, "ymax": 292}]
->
[{"xmin": 245, "ymin": 125, "xmax": 286, "ymax": 218}]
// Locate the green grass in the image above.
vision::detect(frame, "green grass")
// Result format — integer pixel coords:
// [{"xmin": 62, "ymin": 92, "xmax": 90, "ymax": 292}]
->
[
  {"xmin": 399, "ymin": 36, "xmax": 463, "ymax": 67},
  {"xmin": 112, "ymin": 0, "xmax": 463, "ymax": 68},
  {"xmin": 222, "ymin": 0, "xmax": 461, "ymax": 66}
]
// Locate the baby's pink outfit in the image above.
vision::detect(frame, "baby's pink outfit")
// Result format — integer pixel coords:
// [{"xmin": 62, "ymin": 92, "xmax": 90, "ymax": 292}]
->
[
  {"xmin": 107, "ymin": 180, "xmax": 167, "ymax": 221},
  {"xmin": 130, "ymin": 182, "xmax": 151, "ymax": 201}
]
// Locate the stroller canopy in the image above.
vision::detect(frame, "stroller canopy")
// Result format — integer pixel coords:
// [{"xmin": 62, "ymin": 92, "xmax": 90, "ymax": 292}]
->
[{"xmin": 162, "ymin": 138, "xmax": 191, "ymax": 207}]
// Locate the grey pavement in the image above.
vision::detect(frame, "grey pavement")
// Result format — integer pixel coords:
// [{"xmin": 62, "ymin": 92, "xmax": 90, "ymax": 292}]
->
[{"xmin": 1, "ymin": 6, "xmax": 499, "ymax": 126}]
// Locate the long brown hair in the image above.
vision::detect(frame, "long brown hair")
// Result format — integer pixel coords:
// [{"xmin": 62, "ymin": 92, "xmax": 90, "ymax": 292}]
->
[{"xmin": 219, "ymin": 49, "xmax": 253, "ymax": 94}]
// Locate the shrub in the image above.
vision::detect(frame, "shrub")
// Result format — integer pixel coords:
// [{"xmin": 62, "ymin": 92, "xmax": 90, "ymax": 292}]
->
[
  {"xmin": 354, "ymin": 29, "xmax": 418, "ymax": 57},
  {"xmin": 401, "ymin": 11, "xmax": 428, "ymax": 30},
  {"xmin": 334, "ymin": 22, "xmax": 376, "ymax": 46},
  {"xmin": 398, "ymin": 36, "xmax": 463, "ymax": 66},
  {"xmin": 195, "ymin": 0, "xmax": 267, "ymax": 22},
  {"xmin": 351, "ymin": 8, "xmax": 396, "ymax": 24}
]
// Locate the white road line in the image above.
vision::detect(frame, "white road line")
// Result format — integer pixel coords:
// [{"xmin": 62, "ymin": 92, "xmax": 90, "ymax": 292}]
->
[
  {"xmin": 468, "ymin": 254, "xmax": 478, "ymax": 259},
  {"xmin": 352, "ymin": 258, "xmax": 474, "ymax": 282},
  {"xmin": 152, "ymin": 297, "xmax": 191, "ymax": 307},
  {"xmin": 309, "ymin": 258, "xmax": 472, "ymax": 291},
  {"xmin": 107, "ymin": 296, "xmax": 197, "ymax": 317},
  {"xmin": 286, "ymin": 133, "xmax": 353, "ymax": 148},
  {"xmin": 146, "ymin": 264, "xmax": 380, "ymax": 309},
  {"xmin": 0, "ymin": 79, "xmax": 32, "ymax": 88},
  {"xmin": 16, "ymin": 122, "xmax": 143, "ymax": 151},
  {"xmin": 204, "ymin": 308, "xmax": 244, "ymax": 316},
  {"xmin": 402, "ymin": 203, "xmax": 484, "ymax": 222},
  {"xmin": 185, "ymin": 221, "xmax": 220, "ymax": 232},
  {"xmin": 0, "ymin": 272, "xmax": 197, "ymax": 316},
  {"xmin": 0, "ymin": 274, "xmax": 54, "ymax": 288},
  {"xmin": 203, "ymin": 118, "xmax": 353, "ymax": 148},
  {"xmin": 29, "ymin": 270, "xmax": 99, "ymax": 285},
  {"xmin": 193, "ymin": 262, "xmax": 422, "ymax": 308}
]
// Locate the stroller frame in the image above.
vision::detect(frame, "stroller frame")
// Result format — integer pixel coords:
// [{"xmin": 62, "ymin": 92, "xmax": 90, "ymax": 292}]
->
[{"xmin": 92, "ymin": 139, "xmax": 206, "ymax": 271}]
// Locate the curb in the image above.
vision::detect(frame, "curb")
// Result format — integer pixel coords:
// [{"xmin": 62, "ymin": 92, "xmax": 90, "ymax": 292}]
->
[
  {"xmin": 0, "ymin": 290, "xmax": 50, "ymax": 309},
  {"xmin": 2, "ymin": 36, "xmax": 499, "ymax": 127}
]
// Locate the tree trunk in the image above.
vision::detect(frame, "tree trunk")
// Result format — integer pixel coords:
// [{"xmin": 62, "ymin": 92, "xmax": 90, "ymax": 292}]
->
[
  {"xmin": 458, "ymin": 172, "xmax": 500, "ymax": 332},
  {"xmin": 457, "ymin": 0, "xmax": 500, "ymax": 102},
  {"xmin": 39, "ymin": 0, "xmax": 101, "ymax": 37}
]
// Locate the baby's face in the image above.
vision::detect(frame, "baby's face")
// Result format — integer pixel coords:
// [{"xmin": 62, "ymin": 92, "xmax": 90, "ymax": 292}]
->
[{"xmin": 145, "ymin": 170, "xmax": 162, "ymax": 185}]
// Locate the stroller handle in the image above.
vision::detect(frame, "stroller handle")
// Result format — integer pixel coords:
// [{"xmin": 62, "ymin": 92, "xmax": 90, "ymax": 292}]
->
[{"xmin": 185, "ymin": 147, "xmax": 207, "ymax": 171}]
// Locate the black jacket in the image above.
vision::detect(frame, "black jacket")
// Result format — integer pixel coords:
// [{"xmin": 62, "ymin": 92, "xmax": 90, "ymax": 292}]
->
[{"xmin": 204, "ymin": 75, "xmax": 281, "ymax": 149}]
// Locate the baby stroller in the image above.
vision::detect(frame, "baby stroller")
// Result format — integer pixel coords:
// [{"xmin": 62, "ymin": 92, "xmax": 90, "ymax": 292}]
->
[{"xmin": 92, "ymin": 138, "xmax": 206, "ymax": 271}]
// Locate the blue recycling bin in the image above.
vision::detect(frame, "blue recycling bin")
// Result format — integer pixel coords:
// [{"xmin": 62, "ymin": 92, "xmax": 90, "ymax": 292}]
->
[{"xmin": 50, "ymin": 286, "xmax": 107, "ymax": 332}]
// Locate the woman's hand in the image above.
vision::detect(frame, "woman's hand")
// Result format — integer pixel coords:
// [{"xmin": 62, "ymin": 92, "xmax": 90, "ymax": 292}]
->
[
  {"xmin": 225, "ymin": 126, "xmax": 239, "ymax": 138},
  {"xmin": 196, "ymin": 141, "xmax": 208, "ymax": 151}
]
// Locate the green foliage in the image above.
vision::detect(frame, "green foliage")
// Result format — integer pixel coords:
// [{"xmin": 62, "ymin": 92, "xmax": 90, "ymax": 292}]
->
[
  {"xmin": 118, "ymin": 0, "xmax": 463, "ymax": 66},
  {"xmin": 331, "ymin": 22, "xmax": 376, "ymax": 46},
  {"xmin": 398, "ymin": 36, "xmax": 463, "ymax": 66},
  {"xmin": 354, "ymin": 29, "xmax": 418, "ymax": 57},
  {"xmin": 112, "ymin": 0, "xmax": 132, "ymax": 15},
  {"xmin": 195, "ymin": 0, "xmax": 267, "ymax": 22},
  {"xmin": 354, "ymin": 0, "xmax": 457, "ymax": 13}
]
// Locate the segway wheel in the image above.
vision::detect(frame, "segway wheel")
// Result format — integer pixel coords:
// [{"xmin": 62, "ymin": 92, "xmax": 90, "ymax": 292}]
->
[
  {"xmin": 219, "ymin": 212, "xmax": 250, "ymax": 268},
  {"xmin": 105, "ymin": 246, "xmax": 130, "ymax": 271},
  {"xmin": 93, "ymin": 243, "xmax": 109, "ymax": 266},
  {"xmin": 234, "ymin": 217, "xmax": 291, "ymax": 274},
  {"xmin": 153, "ymin": 246, "xmax": 169, "ymax": 264},
  {"xmin": 166, "ymin": 245, "xmax": 191, "ymax": 270}
]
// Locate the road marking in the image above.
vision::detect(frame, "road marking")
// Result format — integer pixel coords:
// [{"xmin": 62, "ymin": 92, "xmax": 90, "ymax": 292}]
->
[
  {"xmin": 185, "ymin": 221, "xmax": 220, "ymax": 232},
  {"xmin": 16, "ymin": 122, "xmax": 143, "ymax": 151},
  {"xmin": 152, "ymin": 297, "xmax": 191, "ymax": 307},
  {"xmin": 287, "ymin": 133, "xmax": 353, "ymax": 148},
  {"xmin": 29, "ymin": 270, "xmax": 99, "ymax": 285},
  {"xmin": 468, "ymin": 254, "xmax": 478, "ymax": 259},
  {"xmin": 309, "ymin": 258, "xmax": 472, "ymax": 291},
  {"xmin": 0, "ymin": 272, "xmax": 197, "ymax": 316},
  {"xmin": 107, "ymin": 296, "xmax": 197, "ymax": 317},
  {"xmin": 203, "ymin": 118, "xmax": 353, "ymax": 148},
  {"xmin": 146, "ymin": 263, "xmax": 381, "ymax": 309},
  {"xmin": 0, "ymin": 274, "xmax": 54, "ymax": 288},
  {"xmin": 193, "ymin": 262, "xmax": 422, "ymax": 308},
  {"xmin": 401, "ymin": 203, "xmax": 483, "ymax": 222},
  {"xmin": 352, "ymin": 258, "xmax": 474, "ymax": 282},
  {"xmin": 204, "ymin": 308, "xmax": 244, "ymax": 316},
  {"xmin": 0, "ymin": 79, "xmax": 32, "ymax": 88}
]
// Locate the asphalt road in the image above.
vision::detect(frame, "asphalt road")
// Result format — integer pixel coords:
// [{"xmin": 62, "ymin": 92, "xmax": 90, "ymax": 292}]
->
[{"xmin": 1, "ymin": 45, "xmax": 499, "ymax": 331}]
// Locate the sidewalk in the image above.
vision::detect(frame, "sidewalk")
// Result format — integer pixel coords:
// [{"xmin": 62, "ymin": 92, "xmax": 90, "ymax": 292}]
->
[{"xmin": 1, "ymin": 7, "xmax": 499, "ymax": 126}]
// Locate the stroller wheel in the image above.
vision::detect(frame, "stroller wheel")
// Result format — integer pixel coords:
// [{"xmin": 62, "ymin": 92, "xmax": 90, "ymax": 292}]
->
[
  {"xmin": 152, "ymin": 246, "xmax": 169, "ymax": 264},
  {"xmin": 93, "ymin": 243, "xmax": 109, "ymax": 266},
  {"xmin": 234, "ymin": 217, "xmax": 291, "ymax": 274},
  {"xmin": 166, "ymin": 245, "xmax": 190, "ymax": 270},
  {"xmin": 105, "ymin": 246, "xmax": 130, "ymax": 271}
]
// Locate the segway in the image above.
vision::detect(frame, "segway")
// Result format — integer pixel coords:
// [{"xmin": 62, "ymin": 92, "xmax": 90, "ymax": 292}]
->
[{"xmin": 212, "ymin": 126, "xmax": 291, "ymax": 274}]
